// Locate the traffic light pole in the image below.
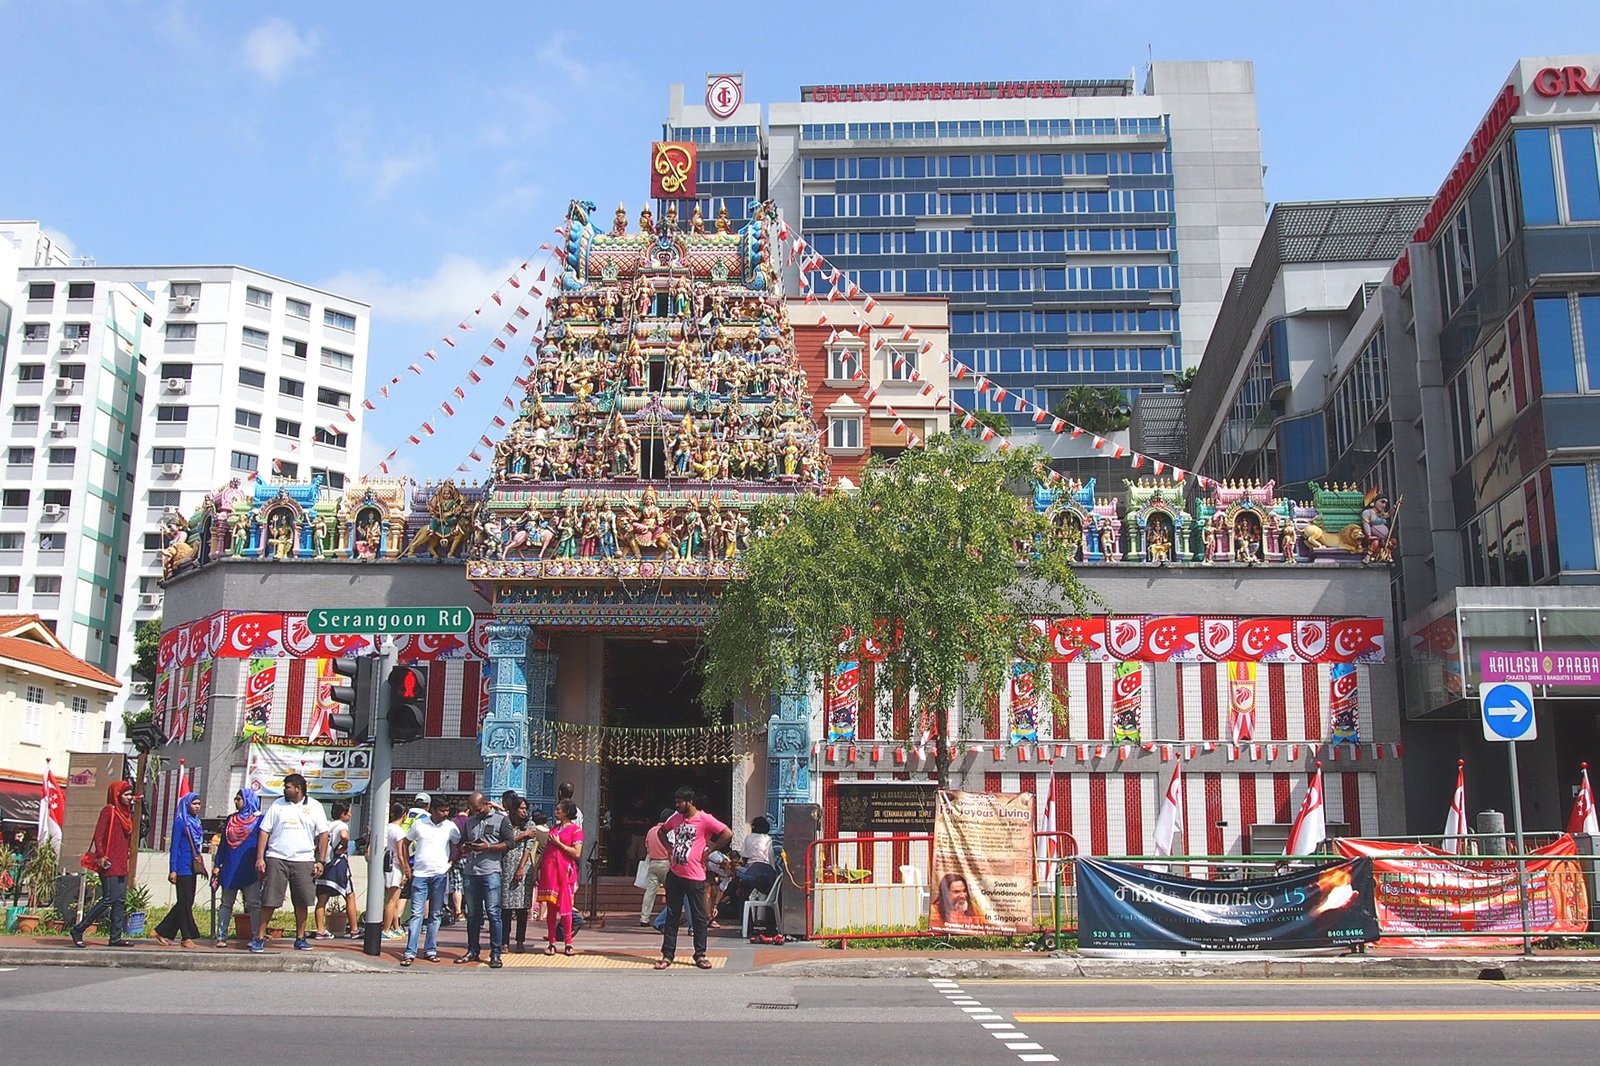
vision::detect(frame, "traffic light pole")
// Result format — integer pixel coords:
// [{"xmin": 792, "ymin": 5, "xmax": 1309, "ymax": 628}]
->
[{"xmin": 362, "ymin": 640, "xmax": 398, "ymax": 957}]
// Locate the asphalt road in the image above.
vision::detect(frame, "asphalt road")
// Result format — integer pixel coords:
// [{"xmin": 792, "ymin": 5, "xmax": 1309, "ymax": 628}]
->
[{"xmin": 2, "ymin": 966, "xmax": 1598, "ymax": 1065}]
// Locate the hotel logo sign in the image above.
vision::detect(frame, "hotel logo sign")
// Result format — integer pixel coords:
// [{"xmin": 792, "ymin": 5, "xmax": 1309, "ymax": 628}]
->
[{"xmin": 706, "ymin": 73, "xmax": 743, "ymax": 119}]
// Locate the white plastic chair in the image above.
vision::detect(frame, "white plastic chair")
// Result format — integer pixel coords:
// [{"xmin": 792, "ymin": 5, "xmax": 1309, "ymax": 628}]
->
[{"xmin": 742, "ymin": 874, "xmax": 782, "ymax": 938}]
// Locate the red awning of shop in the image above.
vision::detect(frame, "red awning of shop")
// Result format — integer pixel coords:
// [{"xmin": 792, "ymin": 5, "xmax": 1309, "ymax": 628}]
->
[{"xmin": 0, "ymin": 779, "xmax": 42, "ymax": 826}]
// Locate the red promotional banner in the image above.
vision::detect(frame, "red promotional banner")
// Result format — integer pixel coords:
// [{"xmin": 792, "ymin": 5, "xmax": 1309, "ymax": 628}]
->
[
  {"xmin": 1334, "ymin": 836, "xmax": 1591, "ymax": 946},
  {"xmin": 160, "ymin": 612, "xmax": 494, "ymax": 670},
  {"xmin": 650, "ymin": 141, "xmax": 697, "ymax": 199},
  {"xmin": 1042, "ymin": 616, "xmax": 1384, "ymax": 665}
]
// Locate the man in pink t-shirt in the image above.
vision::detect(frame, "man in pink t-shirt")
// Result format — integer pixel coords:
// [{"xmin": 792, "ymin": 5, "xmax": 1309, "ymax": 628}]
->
[{"xmin": 653, "ymin": 786, "xmax": 732, "ymax": 969}]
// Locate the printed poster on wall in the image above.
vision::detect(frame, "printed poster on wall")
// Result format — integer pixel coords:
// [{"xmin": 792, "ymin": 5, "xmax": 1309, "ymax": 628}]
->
[
  {"xmin": 1009, "ymin": 661, "xmax": 1040, "ymax": 745},
  {"xmin": 1228, "ymin": 660, "xmax": 1257, "ymax": 743},
  {"xmin": 242, "ymin": 658, "xmax": 276, "ymax": 740},
  {"xmin": 1111, "ymin": 661, "xmax": 1142, "ymax": 743},
  {"xmin": 930, "ymin": 790, "xmax": 1035, "ymax": 935},
  {"xmin": 1077, "ymin": 856, "xmax": 1380, "ymax": 954},
  {"xmin": 827, "ymin": 659, "xmax": 859, "ymax": 743},
  {"xmin": 1334, "ymin": 836, "xmax": 1590, "ymax": 946},
  {"xmin": 1328, "ymin": 662, "xmax": 1360, "ymax": 745},
  {"xmin": 245, "ymin": 741, "xmax": 373, "ymax": 797},
  {"xmin": 191, "ymin": 660, "xmax": 213, "ymax": 743}
]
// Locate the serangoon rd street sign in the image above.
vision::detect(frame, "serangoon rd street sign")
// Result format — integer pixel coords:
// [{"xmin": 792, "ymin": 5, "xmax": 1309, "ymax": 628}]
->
[{"xmin": 305, "ymin": 607, "xmax": 473, "ymax": 635}]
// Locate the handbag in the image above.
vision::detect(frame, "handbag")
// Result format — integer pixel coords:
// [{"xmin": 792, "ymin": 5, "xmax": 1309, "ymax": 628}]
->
[{"xmin": 633, "ymin": 859, "xmax": 651, "ymax": 890}]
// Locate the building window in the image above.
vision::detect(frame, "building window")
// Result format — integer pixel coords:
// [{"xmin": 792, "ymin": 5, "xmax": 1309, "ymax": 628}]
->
[
  {"xmin": 42, "ymin": 489, "xmax": 70, "ymax": 507},
  {"xmin": 827, "ymin": 347, "xmax": 861, "ymax": 382},
  {"xmin": 7, "ymin": 448, "xmax": 34, "ymax": 466},
  {"xmin": 22, "ymin": 687, "xmax": 44, "ymax": 744},
  {"xmin": 2, "ymin": 489, "xmax": 29, "ymax": 508},
  {"xmin": 39, "ymin": 532, "xmax": 63, "ymax": 551},
  {"xmin": 276, "ymin": 461, "xmax": 299, "ymax": 479},
  {"xmin": 311, "ymin": 468, "xmax": 347, "ymax": 489},
  {"xmin": 239, "ymin": 367, "xmax": 266, "ymax": 389},
  {"xmin": 170, "ymin": 281, "xmax": 201, "ymax": 300},
  {"xmin": 828, "ymin": 416, "xmax": 863, "ymax": 451},
  {"xmin": 148, "ymin": 490, "xmax": 181, "ymax": 508},
  {"xmin": 324, "ymin": 308, "xmax": 357, "ymax": 331},
  {"xmin": 231, "ymin": 450, "xmax": 258, "ymax": 473},
  {"xmin": 165, "ymin": 322, "xmax": 197, "ymax": 341},
  {"xmin": 314, "ymin": 427, "xmax": 347, "ymax": 448},
  {"xmin": 58, "ymin": 363, "xmax": 86, "ymax": 381},
  {"xmin": 34, "ymin": 576, "xmax": 60, "ymax": 594},
  {"xmin": 161, "ymin": 362, "xmax": 193, "ymax": 380},
  {"xmin": 23, "ymin": 323, "xmax": 50, "ymax": 341},
  {"xmin": 279, "ymin": 378, "xmax": 304, "ymax": 398},
  {"xmin": 245, "ymin": 286, "xmax": 273, "ymax": 309},
  {"xmin": 155, "ymin": 405, "xmax": 188, "ymax": 423},
  {"xmin": 886, "ymin": 346, "xmax": 918, "ymax": 381},
  {"xmin": 1550, "ymin": 464, "xmax": 1598, "ymax": 571},
  {"xmin": 48, "ymin": 447, "xmax": 75, "ymax": 465},
  {"xmin": 142, "ymin": 533, "xmax": 165, "ymax": 550},
  {"xmin": 282, "ymin": 337, "xmax": 307, "ymax": 360},
  {"xmin": 63, "ymin": 323, "xmax": 91, "ymax": 341},
  {"xmin": 151, "ymin": 447, "xmax": 185, "ymax": 466},
  {"xmin": 235, "ymin": 409, "xmax": 262, "ymax": 430},
  {"xmin": 0, "ymin": 532, "xmax": 20, "ymax": 550},
  {"xmin": 67, "ymin": 281, "xmax": 94, "ymax": 300},
  {"xmin": 17, "ymin": 363, "xmax": 45, "ymax": 382},
  {"xmin": 28, "ymin": 282, "xmax": 54, "ymax": 301},
  {"xmin": 320, "ymin": 347, "xmax": 354, "ymax": 371},
  {"xmin": 69, "ymin": 695, "xmax": 90, "ymax": 747},
  {"xmin": 0, "ymin": 576, "xmax": 18, "ymax": 593},
  {"xmin": 316, "ymin": 387, "xmax": 350, "ymax": 409},
  {"xmin": 242, "ymin": 327, "xmax": 269, "ymax": 350},
  {"xmin": 13, "ymin": 405, "xmax": 40, "ymax": 425},
  {"xmin": 286, "ymin": 297, "xmax": 311, "ymax": 320},
  {"xmin": 275, "ymin": 418, "xmax": 301, "ymax": 438},
  {"xmin": 54, "ymin": 405, "xmax": 81, "ymax": 424}
]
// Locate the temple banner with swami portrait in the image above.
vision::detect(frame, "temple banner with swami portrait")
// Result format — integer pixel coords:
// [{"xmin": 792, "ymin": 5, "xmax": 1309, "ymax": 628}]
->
[
  {"xmin": 930, "ymin": 790, "xmax": 1035, "ymax": 935},
  {"xmin": 245, "ymin": 739, "xmax": 373, "ymax": 797}
]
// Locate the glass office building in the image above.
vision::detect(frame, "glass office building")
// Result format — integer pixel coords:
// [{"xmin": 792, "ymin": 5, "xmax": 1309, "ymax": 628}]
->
[{"xmin": 665, "ymin": 64, "xmax": 1266, "ymax": 423}]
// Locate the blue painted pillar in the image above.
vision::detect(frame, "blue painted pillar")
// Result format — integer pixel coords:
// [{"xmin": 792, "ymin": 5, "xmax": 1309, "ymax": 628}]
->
[
  {"xmin": 766, "ymin": 670, "xmax": 813, "ymax": 844},
  {"xmin": 523, "ymin": 645, "xmax": 558, "ymax": 816},
  {"xmin": 481, "ymin": 623, "xmax": 531, "ymax": 798}
]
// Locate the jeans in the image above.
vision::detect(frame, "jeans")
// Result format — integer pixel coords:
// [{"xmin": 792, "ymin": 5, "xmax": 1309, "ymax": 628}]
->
[
  {"xmin": 463, "ymin": 870, "xmax": 503, "ymax": 958},
  {"xmin": 639, "ymin": 859, "xmax": 669, "ymax": 923},
  {"xmin": 218, "ymin": 881, "xmax": 263, "ymax": 940},
  {"xmin": 75, "ymin": 874, "xmax": 127, "ymax": 943},
  {"xmin": 405, "ymin": 874, "xmax": 449, "ymax": 958},
  {"xmin": 661, "ymin": 871, "xmax": 708, "ymax": 962}
]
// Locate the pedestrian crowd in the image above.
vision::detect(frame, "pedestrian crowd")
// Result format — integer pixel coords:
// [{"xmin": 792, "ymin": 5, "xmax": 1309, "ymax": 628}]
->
[{"xmin": 67, "ymin": 777, "xmax": 773, "ymax": 972}]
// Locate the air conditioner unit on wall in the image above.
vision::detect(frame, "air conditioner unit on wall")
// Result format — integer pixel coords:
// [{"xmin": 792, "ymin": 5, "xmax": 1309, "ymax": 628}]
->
[
  {"xmin": 48, "ymin": 422, "xmax": 66, "ymax": 436},
  {"xmin": 139, "ymin": 592, "xmax": 161, "ymax": 606},
  {"xmin": 41, "ymin": 503, "xmax": 63, "ymax": 517},
  {"xmin": 59, "ymin": 339, "xmax": 78, "ymax": 352},
  {"xmin": 171, "ymin": 295, "xmax": 194, "ymax": 312},
  {"xmin": 54, "ymin": 378, "xmax": 73, "ymax": 393},
  {"xmin": 164, "ymin": 377, "xmax": 187, "ymax": 393},
  {"xmin": 160, "ymin": 463, "xmax": 183, "ymax": 476}
]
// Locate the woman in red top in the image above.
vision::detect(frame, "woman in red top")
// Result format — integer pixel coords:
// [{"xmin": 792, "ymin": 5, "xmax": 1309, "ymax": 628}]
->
[{"xmin": 71, "ymin": 781, "xmax": 137, "ymax": 947}]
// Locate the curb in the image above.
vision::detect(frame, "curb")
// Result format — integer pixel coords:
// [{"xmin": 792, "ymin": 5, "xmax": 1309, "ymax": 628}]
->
[
  {"xmin": 0, "ymin": 946, "xmax": 391, "ymax": 974},
  {"xmin": 750, "ymin": 954, "xmax": 1600, "ymax": 980}
]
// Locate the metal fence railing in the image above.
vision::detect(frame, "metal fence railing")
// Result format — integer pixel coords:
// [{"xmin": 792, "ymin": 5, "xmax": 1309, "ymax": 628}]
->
[{"xmin": 801, "ymin": 831, "xmax": 1599, "ymax": 953}]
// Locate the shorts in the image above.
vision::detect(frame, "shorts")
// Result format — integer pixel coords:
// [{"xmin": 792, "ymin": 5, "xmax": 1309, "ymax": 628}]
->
[
  {"xmin": 262, "ymin": 857, "xmax": 317, "ymax": 910},
  {"xmin": 385, "ymin": 863, "xmax": 404, "ymax": 889}
]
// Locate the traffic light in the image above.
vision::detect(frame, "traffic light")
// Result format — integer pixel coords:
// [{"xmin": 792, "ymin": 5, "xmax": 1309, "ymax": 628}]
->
[
  {"xmin": 387, "ymin": 663, "xmax": 429, "ymax": 743},
  {"xmin": 329, "ymin": 658, "xmax": 376, "ymax": 741}
]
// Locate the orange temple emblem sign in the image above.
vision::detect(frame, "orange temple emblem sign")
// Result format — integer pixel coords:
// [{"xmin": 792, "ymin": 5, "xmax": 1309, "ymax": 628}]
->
[{"xmin": 651, "ymin": 141, "xmax": 697, "ymax": 199}]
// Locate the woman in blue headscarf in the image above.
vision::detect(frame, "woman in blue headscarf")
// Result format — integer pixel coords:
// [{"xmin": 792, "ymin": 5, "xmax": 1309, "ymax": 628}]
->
[
  {"xmin": 153, "ymin": 791, "xmax": 207, "ymax": 947},
  {"xmin": 212, "ymin": 788, "xmax": 263, "ymax": 947}
]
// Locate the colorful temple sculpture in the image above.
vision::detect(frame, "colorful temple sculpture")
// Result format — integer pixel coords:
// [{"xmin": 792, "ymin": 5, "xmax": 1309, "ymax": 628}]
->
[{"xmin": 151, "ymin": 197, "xmax": 1404, "ymax": 875}]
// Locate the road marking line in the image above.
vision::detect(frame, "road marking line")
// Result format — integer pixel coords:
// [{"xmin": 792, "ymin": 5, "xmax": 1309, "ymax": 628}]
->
[
  {"xmin": 961, "ymin": 1007, "xmax": 991, "ymax": 1013},
  {"xmin": 1005, "ymin": 1044, "xmax": 1044, "ymax": 1051},
  {"xmin": 971, "ymin": 1014, "xmax": 1004, "ymax": 1021},
  {"xmin": 981, "ymin": 1022, "xmax": 1015, "ymax": 1029},
  {"xmin": 1018, "ymin": 1056, "xmax": 1059, "ymax": 1063},
  {"xmin": 1014, "ymin": 1010, "xmax": 1600, "ymax": 1024},
  {"xmin": 994, "ymin": 1031, "xmax": 1030, "ymax": 1039}
]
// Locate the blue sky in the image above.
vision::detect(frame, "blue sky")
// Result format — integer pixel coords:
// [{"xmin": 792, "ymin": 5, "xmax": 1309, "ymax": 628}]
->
[{"xmin": 1, "ymin": 1, "xmax": 1593, "ymax": 476}]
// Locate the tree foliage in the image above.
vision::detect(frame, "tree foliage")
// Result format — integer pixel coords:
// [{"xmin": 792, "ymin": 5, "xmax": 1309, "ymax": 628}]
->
[
  {"xmin": 701, "ymin": 433, "xmax": 1096, "ymax": 787},
  {"xmin": 1052, "ymin": 385, "xmax": 1129, "ymax": 433},
  {"xmin": 962, "ymin": 408, "xmax": 1013, "ymax": 437}
]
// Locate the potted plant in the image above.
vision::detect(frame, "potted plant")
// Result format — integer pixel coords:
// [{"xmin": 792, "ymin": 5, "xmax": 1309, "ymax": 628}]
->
[
  {"xmin": 326, "ymin": 900, "xmax": 347, "ymax": 936},
  {"xmin": 124, "ymin": 881, "xmax": 151, "ymax": 938},
  {"xmin": 15, "ymin": 842, "xmax": 59, "ymax": 933}
]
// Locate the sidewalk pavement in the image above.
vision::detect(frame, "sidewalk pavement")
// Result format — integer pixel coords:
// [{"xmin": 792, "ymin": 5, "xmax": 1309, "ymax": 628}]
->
[{"xmin": 3, "ymin": 921, "xmax": 1598, "ymax": 978}]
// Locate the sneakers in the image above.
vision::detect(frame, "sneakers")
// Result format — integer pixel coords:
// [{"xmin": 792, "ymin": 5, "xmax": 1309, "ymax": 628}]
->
[
  {"xmin": 248, "ymin": 939, "xmax": 266, "ymax": 953},
  {"xmin": 293, "ymin": 937, "xmax": 313, "ymax": 951},
  {"xmin": 381, "ymin": 929, "xmax": 403, "ymax": 940},
  {"xmin": 313, "ymin": 930, "xmax": 335, "ymax": 940}
]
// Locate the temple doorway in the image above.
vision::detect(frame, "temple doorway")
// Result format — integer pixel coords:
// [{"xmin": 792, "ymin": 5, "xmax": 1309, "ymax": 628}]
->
[{"xmin": 600, "ymin": 636, "xmax": 732, "ymax": 874}]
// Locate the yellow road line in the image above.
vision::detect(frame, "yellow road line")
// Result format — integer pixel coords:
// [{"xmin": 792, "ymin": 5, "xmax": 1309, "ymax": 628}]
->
[
  {"xmin": 971, "ymin": 978, "xmax": 1588, "ymax": 986},
  {"xmin": 1014, "ymin": 1010, "xmax": 1600, "ymax": 1024}
]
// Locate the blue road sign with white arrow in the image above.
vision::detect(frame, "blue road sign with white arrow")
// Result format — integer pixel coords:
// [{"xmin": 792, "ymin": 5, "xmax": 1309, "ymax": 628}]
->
[{"xmin": 1480, "ymin": 681, "xmax": 1537, "ymax": 742}]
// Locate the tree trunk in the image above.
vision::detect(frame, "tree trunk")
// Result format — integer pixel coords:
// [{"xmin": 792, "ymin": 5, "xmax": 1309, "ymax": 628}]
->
[{"xmin": 933, "ymin": 722, "xmax": 952, "ymax": 791}]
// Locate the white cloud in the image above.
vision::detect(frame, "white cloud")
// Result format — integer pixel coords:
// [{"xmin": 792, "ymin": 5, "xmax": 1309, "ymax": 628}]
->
[
  {"xmin": 535, "ymin": 32, "xmax": 593, "ymax": 86},
  {"xmin": 242, "ymin": 19, "xmax": 319, "ymax": 82},
  {"xmin": 370, "ymin": 151, "xmax": 430, "ymax": 198},
  {"xmin": 319, "ymin": 254, "xmax": 525, "ymax": 325}
]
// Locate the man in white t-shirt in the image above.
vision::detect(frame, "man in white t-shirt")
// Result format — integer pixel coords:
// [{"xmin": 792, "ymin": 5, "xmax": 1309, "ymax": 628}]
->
[
  {"xmin": 398, "ymin": 795, "xmax": 461, "ymax": 965},
  {"xmin": 251, "ymin": 772, "xmax": 330, "ymax": 953}
]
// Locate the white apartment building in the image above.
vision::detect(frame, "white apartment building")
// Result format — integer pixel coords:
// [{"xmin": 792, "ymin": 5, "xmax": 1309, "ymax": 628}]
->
[{"xmin": 0, "ymin": 221, "xmax": 370, "ymax": 747}]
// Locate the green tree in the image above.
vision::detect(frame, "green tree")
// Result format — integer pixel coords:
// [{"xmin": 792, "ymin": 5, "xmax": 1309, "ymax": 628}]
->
[
  {"xmin": 701, "ymin": 433, "xmax": 1095, "ymax": 788},
  {"xmin": 1052, "ymin": 385, "xmax": 1129, "ymax": 434},
  {"xmin": 122, "ymin": 619, "xmax": 162, "ymax": 737},
  {"xmin": 1173, "ymin": 367, "xmax": 1199, "ymax": 391},
  {"xmin": 963, "ymin": 408, "xmax": 1013, "ymax": 437}
]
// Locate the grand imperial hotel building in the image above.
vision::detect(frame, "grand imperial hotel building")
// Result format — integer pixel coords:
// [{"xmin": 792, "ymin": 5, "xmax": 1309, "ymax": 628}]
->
[{"xmin": 665, "ymin": 64, "xmax": 1267, "ymax": 423}]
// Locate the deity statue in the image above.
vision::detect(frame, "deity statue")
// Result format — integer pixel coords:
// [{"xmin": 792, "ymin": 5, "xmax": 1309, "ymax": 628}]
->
[
  {"xmin": 310, "ymin": 512, "xmax": 328, "ymax": 557},
  {"xmin": 228, "ymin": 509, "xmax": 250, "ymax": 556},
  {"xmin": 715, "ymin": 204, "xmax": 732, "ymax": 233},
  {"xmin": 1235, "ymin": 517, "xmax": 1262, "ymax": 565},
  {"xmin": 555, "ymin": 507, "xmax": 579, "ymax": 558},
  {"xmin": 353, "ymin": 509, "xmax": 382, "ymax": 560},
  {"xmin": 664, "ymin": 203, "xmax": 679, "ymax": 232},
  {"xmin": 267, "ymin": 513, "xmax": 295, "ymax": 560},
  {"xmin": 1362, "ymin": 492, "xmax": 1398, "ymax": 563},
  {"xmin": 160, "ymin": 511, "xmax": 197, "ymax": 579},
  {"xmin": 638, "ymin": 205, "xmax": 655, "ymax": 236},
  {"xmin": 611, "ymin": 203, "xmax": 628, "ymax": 236},
  {"xmin": 1147, "ymin": 522, "xmax": 1172, "ymax": 565},
  {"xmin": 690, "ymin": 203, "xmax": 705, "ymax": 234}
]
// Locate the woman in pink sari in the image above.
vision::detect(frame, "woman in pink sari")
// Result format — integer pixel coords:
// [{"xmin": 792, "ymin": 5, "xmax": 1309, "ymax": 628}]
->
[{"xmin": 538, "ymin": 799, "xmax": 584, "ymax": 955}]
